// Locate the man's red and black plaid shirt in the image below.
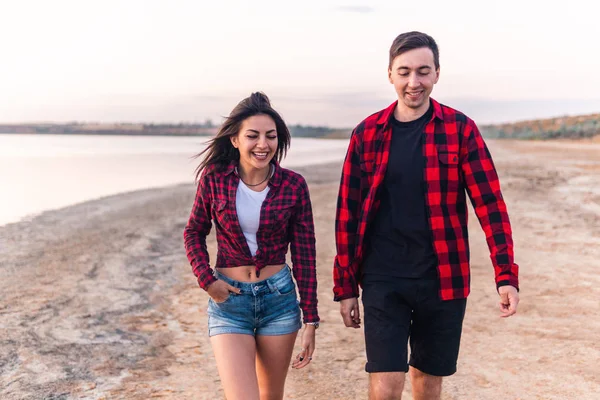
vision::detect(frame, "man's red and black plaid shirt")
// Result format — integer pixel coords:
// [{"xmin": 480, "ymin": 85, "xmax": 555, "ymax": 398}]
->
[
  {"xmin": 184, "ymin": 161, "xmax": 319, "ymax": 323},
  {"xmin": 333, "ymin": 98, "xmax": 519, "ymax": 301}
]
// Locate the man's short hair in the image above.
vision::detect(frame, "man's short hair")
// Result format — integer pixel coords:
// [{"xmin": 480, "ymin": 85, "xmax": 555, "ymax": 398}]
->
[{"xmin": 389, "ymin": 31, "xmax": 440, "ymax": 70}]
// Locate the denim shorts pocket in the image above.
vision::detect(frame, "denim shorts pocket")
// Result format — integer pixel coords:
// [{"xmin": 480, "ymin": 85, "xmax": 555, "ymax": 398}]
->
[
  {"xmin": 275, "ymin": 278, "xmax": 296, "ymax": 296},
  {"xmin": 210, "ymin": 292, "xmax": 232, "ymax": 305}
]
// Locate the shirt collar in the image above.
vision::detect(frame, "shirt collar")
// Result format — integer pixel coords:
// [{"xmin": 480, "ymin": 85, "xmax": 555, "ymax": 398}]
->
[
  {"xmin": 377, "ymin": 97, "xmax": 443, "ymax": 129},
  {"xmin": 225, "ymin": 159, "xmax": 282, "ymax": 187}
]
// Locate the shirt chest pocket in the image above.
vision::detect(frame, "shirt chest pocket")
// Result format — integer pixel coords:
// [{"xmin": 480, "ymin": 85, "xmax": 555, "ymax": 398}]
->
[
  {"xmin": 262, "ymin": 201, "xmax": 296, "ymax": 233},
  {"xmin": 437, "ymin": 150, "xmax": 461, "ymax": 190},
  {"xmin": 212, "ymin": 199, "xmax": 230, "ymax": 228},
  {"xmin": 360, "ymin": 155, "xmax": 376, "ymax": 186},
  {"xmin": 438, "ymin": 152, "xmax": 459, "ymax": 164},
  {"xmin": 360, "ymin": 159, "xmax": 375, "ymax": 173}
]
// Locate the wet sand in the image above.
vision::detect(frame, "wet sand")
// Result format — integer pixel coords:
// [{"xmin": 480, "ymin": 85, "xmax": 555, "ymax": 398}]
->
[{"xmin": 1, "ymin": 139, "xmax": 599, "ymax": 399}]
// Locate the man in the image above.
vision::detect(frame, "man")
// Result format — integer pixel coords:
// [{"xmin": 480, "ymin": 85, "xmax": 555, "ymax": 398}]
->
[{"xmin": 333, "ymin": 31, "xmax": 520, "ymax": 399}]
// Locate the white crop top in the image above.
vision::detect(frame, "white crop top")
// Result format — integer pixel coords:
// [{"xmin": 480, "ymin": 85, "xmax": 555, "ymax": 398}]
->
[{"xmin": 236, "ymin": 181, "xmax": 270, "ymax": 256}]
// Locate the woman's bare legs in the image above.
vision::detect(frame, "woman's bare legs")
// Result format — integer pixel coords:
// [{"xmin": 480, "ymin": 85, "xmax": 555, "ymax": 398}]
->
[
  {"xmin": 211, "ymin": 334, "xmax": 259, "ymax": 400},
  {"xmin": 255, "ymin": 332, "xmax": 298, "ymax": 400}
]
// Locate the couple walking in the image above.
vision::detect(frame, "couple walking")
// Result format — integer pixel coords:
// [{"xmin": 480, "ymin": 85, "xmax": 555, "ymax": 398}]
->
[{"xmin": 184, "ymin": 31, "xmax": 520, "ymax": 400}]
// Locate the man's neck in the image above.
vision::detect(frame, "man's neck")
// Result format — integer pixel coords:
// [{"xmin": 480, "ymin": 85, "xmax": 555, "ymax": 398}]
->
[{"xmin": 394, "ymin": 100, "xmax": 430, "ymax": 122}]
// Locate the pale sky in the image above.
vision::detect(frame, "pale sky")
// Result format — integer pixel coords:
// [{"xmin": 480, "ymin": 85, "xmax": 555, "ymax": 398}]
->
[{"xmin": 1, "ymin": 0, "xmax": 599, "ymax": 126}]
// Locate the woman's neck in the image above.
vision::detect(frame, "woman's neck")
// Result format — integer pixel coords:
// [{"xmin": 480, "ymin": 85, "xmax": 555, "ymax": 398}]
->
[{"xmin": 237, "ymin": 163, "xmax": 271, "ymax": 186}]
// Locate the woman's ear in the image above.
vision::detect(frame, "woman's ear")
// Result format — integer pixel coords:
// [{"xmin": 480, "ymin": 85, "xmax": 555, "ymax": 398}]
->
[{"xmin": 230, "ymin": 135, "xmax": 238, "ymax": 148}]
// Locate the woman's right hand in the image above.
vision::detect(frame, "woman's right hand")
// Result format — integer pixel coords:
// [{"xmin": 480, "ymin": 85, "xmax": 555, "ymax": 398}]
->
[{"xmin": 207, "ymin": 279, "xmax": 241, "ymax": 303}]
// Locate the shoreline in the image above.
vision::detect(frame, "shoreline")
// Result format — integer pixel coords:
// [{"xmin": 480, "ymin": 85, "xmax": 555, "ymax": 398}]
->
[
  {"xmin": 0, "ymin": 183, "xmax": 195, "ymax": 229},
  {"xmin": 0, "ymin": 154, "xmax": 348, "ymax": 228},
  {"xmin": 0, "ymin": 160, "xmax": 345, "ymax": 274}
]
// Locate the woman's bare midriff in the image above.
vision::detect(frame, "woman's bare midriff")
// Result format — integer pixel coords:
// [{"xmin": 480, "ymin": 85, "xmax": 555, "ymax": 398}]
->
[{"xmin": 216, "ymin": 264, "xmax": 286, "ymax": 283}]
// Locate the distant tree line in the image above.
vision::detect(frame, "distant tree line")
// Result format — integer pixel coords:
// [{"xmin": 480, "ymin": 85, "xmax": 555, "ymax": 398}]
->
[
  {"xmin": 288, "ymin": 124, "xmax": 351, "ymax": 139},
  {"xmin": 2, "ymin": 113, "xmax": 599, "ymax": 140},
  {"xmin": 0, "ymin": 120, "xmax": 217, "ymax": 136},
  {"xmin": 480, "ymin": 114, "xmax": 600, "ymax": 140},
  {"xmin": 0, "ymin": 122, "xmax": 353, "ymax": 138}
]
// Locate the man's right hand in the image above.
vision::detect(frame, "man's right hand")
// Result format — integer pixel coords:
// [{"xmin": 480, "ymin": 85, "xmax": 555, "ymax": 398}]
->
[
  {"xmin": 340, "ymin": 297, "xmax": 361, "ymax": 328},
  {"xmin": 207, "ymin": 279, "xmax": 241, "ymax": 303}
]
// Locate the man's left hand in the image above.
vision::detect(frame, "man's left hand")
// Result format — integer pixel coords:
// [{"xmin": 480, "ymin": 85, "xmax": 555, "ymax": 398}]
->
[{"xmin": 498, "ymin": 285, "xmax": 519, "ymax": 318}]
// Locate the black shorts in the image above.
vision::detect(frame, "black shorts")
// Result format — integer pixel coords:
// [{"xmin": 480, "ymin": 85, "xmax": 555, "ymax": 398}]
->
[{"xmin": 362, "ymin": 274, "xmax": 467, "ymax": 376}]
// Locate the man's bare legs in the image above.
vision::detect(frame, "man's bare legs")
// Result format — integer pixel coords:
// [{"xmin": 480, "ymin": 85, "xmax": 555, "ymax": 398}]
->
[{"xmin": 368, "ymin": 367, "xmax": 442, "ymax": 400}]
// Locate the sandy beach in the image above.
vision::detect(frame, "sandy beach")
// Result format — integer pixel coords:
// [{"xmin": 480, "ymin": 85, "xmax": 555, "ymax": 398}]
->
[{"xmin": 1, "ymin": 139, "xmax": 599, "ymax": 400}]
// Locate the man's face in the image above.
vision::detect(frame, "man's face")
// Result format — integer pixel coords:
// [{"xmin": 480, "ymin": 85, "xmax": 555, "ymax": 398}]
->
[{"xmin": 388, "ymin": 47, "xmax": 439, "ymax": 113}]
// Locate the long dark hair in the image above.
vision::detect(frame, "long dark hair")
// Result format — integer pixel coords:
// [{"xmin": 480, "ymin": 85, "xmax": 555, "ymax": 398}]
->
[{"xmin": 194, "ymin": 92, "xmax": 291, "ymax": 181}]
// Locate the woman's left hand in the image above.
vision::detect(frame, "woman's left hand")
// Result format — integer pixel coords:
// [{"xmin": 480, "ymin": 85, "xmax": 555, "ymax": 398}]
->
[{"xmin": 292, "ymin": 324, "xmax": 316, "ymax": 369}]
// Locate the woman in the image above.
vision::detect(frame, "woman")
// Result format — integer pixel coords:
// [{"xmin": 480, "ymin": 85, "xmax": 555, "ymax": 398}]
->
[{"xmin": 184, "ymin": 92, "xmax": 319, "ymax": 400}]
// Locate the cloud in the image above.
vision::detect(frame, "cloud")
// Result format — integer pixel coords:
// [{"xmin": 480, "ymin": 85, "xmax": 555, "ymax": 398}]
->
[{"xmin": 335, "ymin": 5, "xmax": 375, "ymax": 14}]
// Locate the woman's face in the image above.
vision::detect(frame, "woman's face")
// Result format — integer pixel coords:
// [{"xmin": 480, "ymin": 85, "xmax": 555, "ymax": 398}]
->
[{"xmin": 231, "ymin": 114, "xmax": 278, "ymax": 172}]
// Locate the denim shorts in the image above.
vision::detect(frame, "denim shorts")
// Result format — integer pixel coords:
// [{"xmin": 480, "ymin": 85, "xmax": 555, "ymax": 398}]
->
[{"xmin": 207, "ymin": 265, "xmax": 302, "ymax": 337}]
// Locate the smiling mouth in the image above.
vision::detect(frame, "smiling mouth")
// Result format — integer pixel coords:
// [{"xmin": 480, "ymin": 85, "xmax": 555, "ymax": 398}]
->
[{"xmin": 252, "ymin": 152, "xmax": 269, "ymax": 160}]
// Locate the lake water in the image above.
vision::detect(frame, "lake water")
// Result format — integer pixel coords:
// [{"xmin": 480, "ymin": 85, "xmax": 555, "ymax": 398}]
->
[{"xmin": 0, "ymin": 134, "xmax": 350, "ymax": 226}]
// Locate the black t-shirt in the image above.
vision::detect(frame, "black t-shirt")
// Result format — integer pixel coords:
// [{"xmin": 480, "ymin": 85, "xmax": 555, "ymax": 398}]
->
[{"xmin": 362, "ymin": 104, "xmax": 438, "ymax": 278}]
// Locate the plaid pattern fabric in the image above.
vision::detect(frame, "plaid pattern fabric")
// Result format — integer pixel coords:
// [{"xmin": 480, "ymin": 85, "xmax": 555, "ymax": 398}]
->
[
  {"xmin": 333, "ymin": 98, "xmax": 519, "ymax": 301},
  {"xmin": 184, "ymin": 161, "xmax": 319, "ymax": 323}
]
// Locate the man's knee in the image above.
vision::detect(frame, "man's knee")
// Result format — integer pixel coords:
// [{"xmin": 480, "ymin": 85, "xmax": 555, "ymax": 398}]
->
[
  {"xmin": 409, "ymin": 367, "xmax": 442, "ymax": 398},
  {"xmin": 410, "ymin": 367, "xmax": 442, "ymax": 381},
  {"xmin": 369, "ymin": 372, "xmax": 405, "ymax": 400}
]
